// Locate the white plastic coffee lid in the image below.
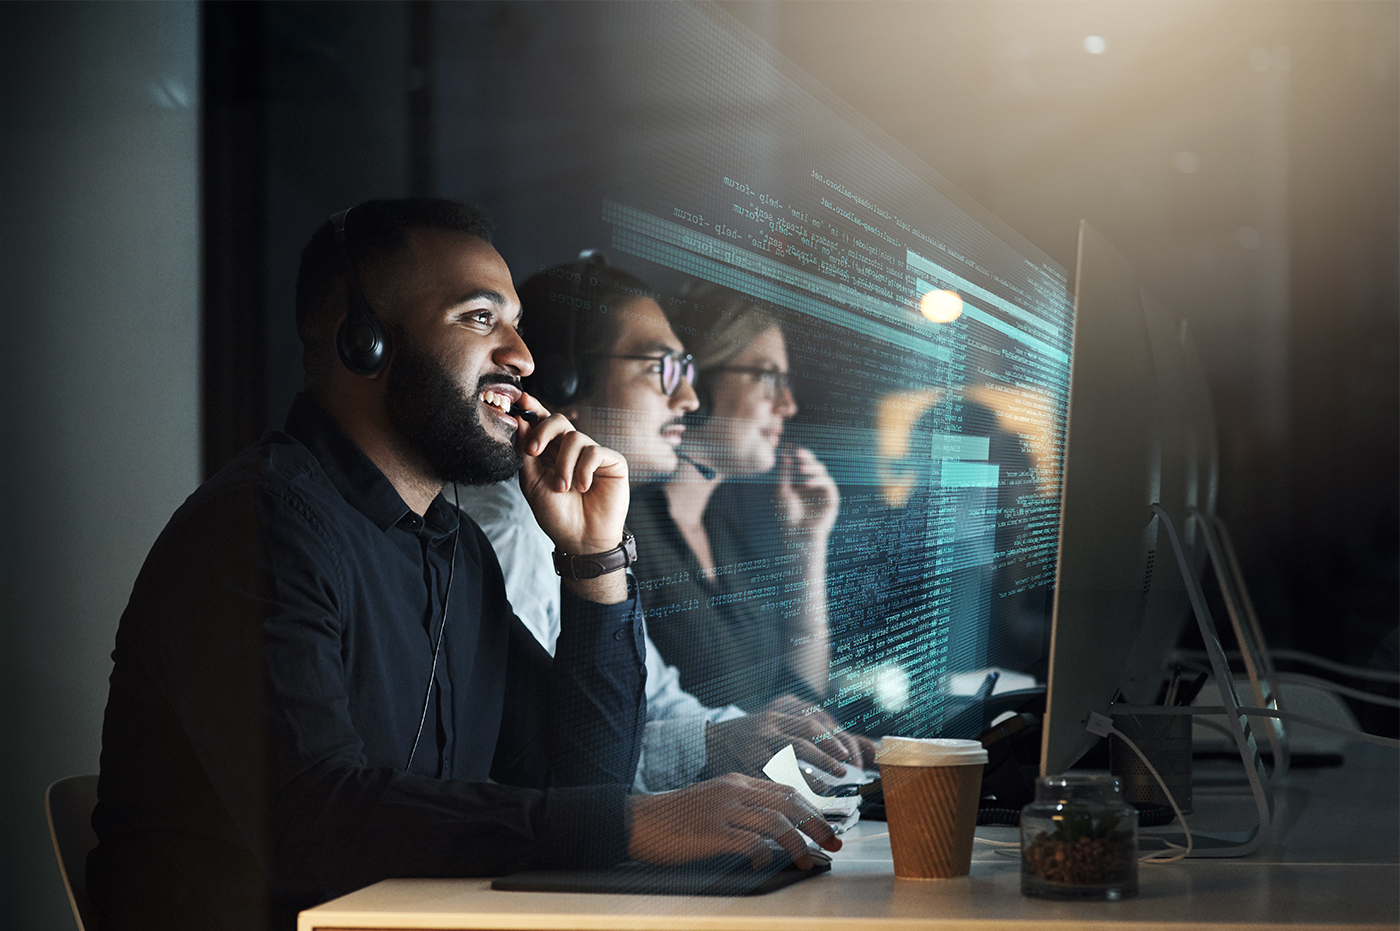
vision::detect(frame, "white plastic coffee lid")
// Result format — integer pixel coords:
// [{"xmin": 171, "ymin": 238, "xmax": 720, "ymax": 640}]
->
[{"xmin": 876, "ymin": 736, "xmax": 988, "ymax": 767}]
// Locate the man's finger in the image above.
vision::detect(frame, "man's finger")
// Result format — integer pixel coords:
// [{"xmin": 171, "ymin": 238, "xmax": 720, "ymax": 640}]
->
[
  {"xmin": 824, "ymin": 728, "xmax": 863, "ymax": 768},
  {"xmin": 791, "ymin": 738, "xmax": 845, "ymax": 775},
  {"xmin": 724, "ymin": 829, "xmax": 772, "ymax": 870},
  {"xmin": 543, "ymin": 430, "xmax": 595, "ymax": 491},
  {"xmin": 569, "ymin": 442, "xmax": 625, "ymax": 494},
  {"xmin": 760, "ymin": 784, "xmax": 841, "ymax": 853},
  {"xmin": 729, "ymin": 805, "xmax": 811, "ymax": 870}
]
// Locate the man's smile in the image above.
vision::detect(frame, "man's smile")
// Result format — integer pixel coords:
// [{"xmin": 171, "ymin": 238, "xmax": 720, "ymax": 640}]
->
[{"xmin": 479, "ymin": 381, "xmax": 522, "ymax": 424}]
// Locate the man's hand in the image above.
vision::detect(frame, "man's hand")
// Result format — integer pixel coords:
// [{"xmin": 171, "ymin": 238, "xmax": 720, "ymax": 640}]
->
[
  {"xmin": 627, "ymin": 773, "xmax": 841, "ymax": 870},
  {"xmin": 774, "ymin": 445, "xmax": 839, "ymax": 540},
  {"xmin": 703, "ymin": 695, "xmax": 877, "ymax": 779},
  {"xmin": 513, "ymin": 394, "xmax": 629, "ymax": 602}
]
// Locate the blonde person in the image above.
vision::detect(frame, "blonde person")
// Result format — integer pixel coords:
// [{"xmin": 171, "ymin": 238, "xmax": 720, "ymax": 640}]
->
[{"xmin": 631, "ymin": 283, "xmax": 848, "ymax": 724}]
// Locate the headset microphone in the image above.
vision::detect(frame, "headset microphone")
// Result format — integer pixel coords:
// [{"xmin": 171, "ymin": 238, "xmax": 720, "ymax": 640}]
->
[{"xmin": 678, "ymin": 451, "xmax": 717, "ymax": 481}]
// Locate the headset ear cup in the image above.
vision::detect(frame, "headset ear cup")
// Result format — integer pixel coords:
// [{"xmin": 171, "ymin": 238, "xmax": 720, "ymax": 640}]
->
[
  {"xmin": 337, "ymin": 312, "xmax": 390, "ymax": 377},
  {"xmin": 535, "ymin": 352, "xmax": 580, "ymax": 406}
]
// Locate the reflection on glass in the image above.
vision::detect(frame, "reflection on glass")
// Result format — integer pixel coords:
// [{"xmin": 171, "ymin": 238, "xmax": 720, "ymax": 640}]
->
[{"xmin": 432, "ymin": 0, "xmax": 1076, "ymax": 739}]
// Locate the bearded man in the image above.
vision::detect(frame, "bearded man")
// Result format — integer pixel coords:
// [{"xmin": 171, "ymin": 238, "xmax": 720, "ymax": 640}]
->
[{"xmin": 88, "ymin": 199, "xmax": 836, "ymax": 931}]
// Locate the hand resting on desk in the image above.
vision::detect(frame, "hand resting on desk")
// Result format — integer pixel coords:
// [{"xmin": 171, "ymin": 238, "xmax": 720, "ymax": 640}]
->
[
  {"xmin": 703, "ymin": 694, "xmax": 878, "ymax": 779},
  {"xmin": 626, "ymin": 773, "xmax": 842, "ymax": 871}
]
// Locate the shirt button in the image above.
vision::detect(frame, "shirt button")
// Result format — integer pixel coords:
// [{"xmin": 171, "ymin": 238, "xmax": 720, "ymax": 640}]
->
[{"xmin": 613, "ymin": 629, "xmax": 624, "ymax": 640}]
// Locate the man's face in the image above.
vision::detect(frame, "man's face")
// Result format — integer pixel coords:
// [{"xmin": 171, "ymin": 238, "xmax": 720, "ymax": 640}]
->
[
  {"xmin": 382, "ymin": 229, "xmax": 532, "ymax": 486},
  {"xmin": 570, "ymin": 297, "xmax": 699, "ymax": 484}
]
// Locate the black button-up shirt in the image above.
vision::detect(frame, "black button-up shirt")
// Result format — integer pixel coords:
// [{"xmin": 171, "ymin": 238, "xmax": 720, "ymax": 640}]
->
[{"xmin": 90, "ymin": 394, "xmax": 646, "ymax": 930}]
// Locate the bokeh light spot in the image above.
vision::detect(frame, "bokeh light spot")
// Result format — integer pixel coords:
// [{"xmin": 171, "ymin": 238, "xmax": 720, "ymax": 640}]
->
[
  {"xmin": 1083, "ymin": 35, "xmax": 1107, "ymax": 55},
  {"xmin": 920, "ymin": 289, "xmax": 963, "ymax": 323}
]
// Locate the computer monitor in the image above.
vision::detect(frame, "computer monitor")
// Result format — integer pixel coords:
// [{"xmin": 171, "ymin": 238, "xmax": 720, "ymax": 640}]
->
[
  {"xmin": 1117, "ymin": 290, "xmax": 1202, "ymax": 706},
  {"xmin": 1040, "ymin": 221, "xmax": 1163, "ymax": 776}
]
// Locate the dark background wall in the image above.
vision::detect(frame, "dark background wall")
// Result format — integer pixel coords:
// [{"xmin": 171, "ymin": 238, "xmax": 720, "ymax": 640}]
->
[
  {"xmin": 2, "ymin": 2, "xmax": 1395, "ymax": 929},
  {"xmin": 0, "ymin": 4, "xmax": 200, "ymax": 929}
]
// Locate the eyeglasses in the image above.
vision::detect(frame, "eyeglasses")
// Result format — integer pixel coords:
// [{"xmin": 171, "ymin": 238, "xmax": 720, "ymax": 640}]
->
[
  {"xmin": 590, "ymin": 350, "xmax": 697, "ymax": 396},
  {"xmin": 713, "ymin": 366, "xmax": 792, "ymax": 399}
]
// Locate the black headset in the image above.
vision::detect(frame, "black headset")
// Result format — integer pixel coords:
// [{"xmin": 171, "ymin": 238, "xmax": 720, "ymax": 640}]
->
[
  {"xmin": 537, "ymin": 296, "xmax": 582, "ymax": 405},
  {"xmin": 329, "ymin": 208, "xmax": 391, "ymax": 377},
  {"xmin": 532, "ymin": 250, "xmax": 609, "ymax": 406}
]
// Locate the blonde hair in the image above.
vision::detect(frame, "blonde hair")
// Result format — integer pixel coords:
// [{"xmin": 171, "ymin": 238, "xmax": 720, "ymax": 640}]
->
[{"xmin": 674, "ymin": 282, "xmax": 780, "ymax": 373}]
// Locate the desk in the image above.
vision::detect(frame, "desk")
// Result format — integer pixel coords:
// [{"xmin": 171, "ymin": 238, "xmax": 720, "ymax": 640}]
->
[{"xmin": 299, "ymin": 743, "xmax": 1398, "ymax": 931}]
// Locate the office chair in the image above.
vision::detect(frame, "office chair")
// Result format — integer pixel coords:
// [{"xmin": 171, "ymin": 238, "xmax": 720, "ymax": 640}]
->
[{"xmin": 45, "ymin": 774, "xmax": 100, "ymax": 931}]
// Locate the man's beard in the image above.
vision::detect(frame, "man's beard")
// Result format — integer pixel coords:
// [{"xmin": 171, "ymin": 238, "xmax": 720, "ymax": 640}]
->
[{"xmin": 385, "ymin": 332, "xmax": 522, "ymax": 486}]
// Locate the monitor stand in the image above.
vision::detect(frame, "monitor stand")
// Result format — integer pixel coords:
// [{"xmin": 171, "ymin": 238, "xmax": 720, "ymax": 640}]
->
[
  {"xmin": 1109, "ymin": 504, "xmax": 1274, "ymax": 858},
  {"xmin": 1191, "ymin": 509, "xmax": 1290, "ymax": 778}
]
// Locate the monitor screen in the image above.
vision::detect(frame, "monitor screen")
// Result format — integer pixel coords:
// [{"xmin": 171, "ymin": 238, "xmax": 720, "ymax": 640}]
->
[{"xmin": 431, "ymin": 1, "xmax": 1075, "ymax": 736}]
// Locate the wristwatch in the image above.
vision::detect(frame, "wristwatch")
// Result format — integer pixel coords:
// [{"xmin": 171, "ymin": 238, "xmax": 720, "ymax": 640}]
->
[{"xmin": 552, "ymin": 532, "xmax": 637, "ymax": 579}]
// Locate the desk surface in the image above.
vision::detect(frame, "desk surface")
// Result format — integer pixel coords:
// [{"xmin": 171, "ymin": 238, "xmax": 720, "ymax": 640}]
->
[{"xmin": 299, "ymin": 744, "xmax": 1399, "ymax": 931}]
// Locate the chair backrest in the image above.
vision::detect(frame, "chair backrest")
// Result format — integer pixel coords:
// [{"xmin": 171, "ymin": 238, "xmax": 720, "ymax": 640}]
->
[{"xmin": 45, "ymin": 774, "xmax": 100, "ymax": 931}]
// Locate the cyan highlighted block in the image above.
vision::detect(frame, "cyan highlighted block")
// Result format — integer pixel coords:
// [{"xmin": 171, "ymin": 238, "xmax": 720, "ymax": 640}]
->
[
  {"xmin": 930, "ymin": 433, "xmax": 990, "ymax": 461},
  {"xmin": 940, "ymin": 461, "xmax": 1001, "ymax": 488}
]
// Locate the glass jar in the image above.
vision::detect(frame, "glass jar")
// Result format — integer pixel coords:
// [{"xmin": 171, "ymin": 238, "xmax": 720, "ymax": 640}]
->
[{"xmin": 1021, "ymin": 774, "xmax": 1138, "ymax": 900}]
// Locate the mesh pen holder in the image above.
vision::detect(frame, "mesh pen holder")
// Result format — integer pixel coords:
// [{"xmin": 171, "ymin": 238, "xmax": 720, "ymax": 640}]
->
[{"xmin": 1110, "ymin": 712, "xmax": 1192, "ymax": 813}]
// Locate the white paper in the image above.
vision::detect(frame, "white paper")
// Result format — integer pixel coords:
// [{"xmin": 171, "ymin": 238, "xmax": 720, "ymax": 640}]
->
[{"xmin": 762, "ymin": 744, "xmax": 835, "ymax": 810}]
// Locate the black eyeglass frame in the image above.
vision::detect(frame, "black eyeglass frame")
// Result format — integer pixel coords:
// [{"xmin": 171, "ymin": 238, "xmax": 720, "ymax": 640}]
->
[{"xmin": 586, "ymin": 350, "xmax": 697, "ymax": 396}]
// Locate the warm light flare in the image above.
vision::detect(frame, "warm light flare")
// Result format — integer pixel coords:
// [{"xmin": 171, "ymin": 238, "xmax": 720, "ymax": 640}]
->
[{"xmin": 919, "ymin": 288, "xmax": 963, "ymax": 323}]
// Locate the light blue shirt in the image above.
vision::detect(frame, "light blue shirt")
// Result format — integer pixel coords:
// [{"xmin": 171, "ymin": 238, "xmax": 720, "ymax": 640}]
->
[{"xmin": 455, "ymin": 481, "xmax": 745, "ymax": 792}]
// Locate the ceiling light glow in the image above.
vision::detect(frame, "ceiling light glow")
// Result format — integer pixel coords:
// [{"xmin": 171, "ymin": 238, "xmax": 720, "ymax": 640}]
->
[{"xmin": 1083, "ymin": 35, "xmax": 1107, "ymax": 55}]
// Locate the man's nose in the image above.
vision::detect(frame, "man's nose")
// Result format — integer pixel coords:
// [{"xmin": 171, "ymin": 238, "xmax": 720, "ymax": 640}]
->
[
  {"xmin": 495, "ymin": 324, "xmax": 534, "ymax": 377},
  {"xmin": 671, "ymin": 375, "xmax": 700, "ymax": 414}
]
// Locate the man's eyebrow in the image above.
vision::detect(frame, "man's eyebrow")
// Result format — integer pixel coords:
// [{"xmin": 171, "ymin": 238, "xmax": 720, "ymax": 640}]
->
[
  {"xmin": 627, "ymin": 340, "xmax": 681, "ymax": 356},
  {"xmin": 448, "ymin": 288, "xmax": 508, "ymax": 309}
]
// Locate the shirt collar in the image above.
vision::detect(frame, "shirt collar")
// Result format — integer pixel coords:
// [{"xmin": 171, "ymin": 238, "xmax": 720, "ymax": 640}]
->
[{"xmin": 284, "ymin": 393, "xmax": 460, "ymax": 539}]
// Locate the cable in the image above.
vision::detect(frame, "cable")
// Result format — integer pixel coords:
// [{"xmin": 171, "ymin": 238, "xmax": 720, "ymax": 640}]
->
[
  {"xmin": 1270, "ymin": 651, "xmax": 1400, "ymax": 686},
  {"xmin": 1269, "ymin": 671, "xmax": 1400, "ymax": 709},
  {"xmin": 405, "ymin": 485, "xmax": 462, "ymax": 771},
  {"xmin": 1109, "ymin": 703, "xmax": 1400, "ymax": 749},
  {"xmin": 1086, "ymin": 712, "xmax": 1191, "ymax": 863},
  {"xmin": 1176, "ymin": 648, "xmax": 1400, "ymax": 685}
]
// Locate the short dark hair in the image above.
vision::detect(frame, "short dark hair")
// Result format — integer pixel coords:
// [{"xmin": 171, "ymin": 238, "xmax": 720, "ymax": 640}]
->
[
  {"xmin": 294, "ymin": 198, "xmax": 494, "ymax": 375},
  {"xmin": 517, "ymin": 254, "xmax": 657, "ymax": 407}
]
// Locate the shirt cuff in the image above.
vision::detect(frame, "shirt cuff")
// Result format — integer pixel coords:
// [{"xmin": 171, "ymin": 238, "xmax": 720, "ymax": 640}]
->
[
  {"xmin": 634, "ymin": 703, "xmax": 749, "ymax": 793},
  {"xmin": 532, "ymin": 784, "xmax": 631, "ymax": 869},
  {"xmin": 634, "ymin": 715, "xmax": 709, "ymax": 793},
  {"xmin": 558, "ymin": 579, "xmax": 645, "ymax": 658}
]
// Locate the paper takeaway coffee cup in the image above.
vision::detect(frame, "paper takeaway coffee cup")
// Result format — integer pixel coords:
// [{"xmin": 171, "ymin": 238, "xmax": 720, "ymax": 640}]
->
[{"xmin": 876, "ymin": 737, "xmax": 988, "ymax": 879}]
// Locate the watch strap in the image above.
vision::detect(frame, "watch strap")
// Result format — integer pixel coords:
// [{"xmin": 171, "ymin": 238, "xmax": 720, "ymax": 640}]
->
[{"xmin": 553, "ymin": 532, "xmax": 637, "ymax": 579}]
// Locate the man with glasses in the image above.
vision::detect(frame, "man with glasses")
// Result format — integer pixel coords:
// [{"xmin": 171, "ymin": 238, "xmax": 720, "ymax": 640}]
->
[
  {"xmin": 628, "ymin": 282, "xmax": 848, "ymax": 718},
  {"xmin": 91, "ymin": 208, "xmax": 839, "ymax": 931},
  {"xmin": 457, "ymin": 255, "xmax": 869, "ymax": 792}
]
